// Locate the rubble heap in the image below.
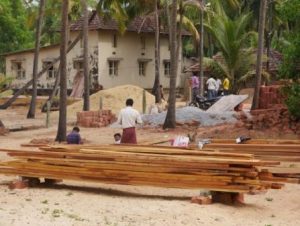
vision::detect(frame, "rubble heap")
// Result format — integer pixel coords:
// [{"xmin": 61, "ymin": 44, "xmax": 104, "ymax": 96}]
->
[{"xmin": 240, "ymin": 108, "xmax": 300, "ymax": 135}]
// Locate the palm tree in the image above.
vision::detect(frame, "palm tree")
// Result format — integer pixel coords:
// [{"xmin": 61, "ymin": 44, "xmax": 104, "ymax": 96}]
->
[
  {"xmin": 152, "ymin": 0, "xmax": 162, "ymax": 103},
  {"xmin": 205, "ymin": 5, "xmax": 257, "ymax": 93},
  {"xmin": 27, "ymin": 0, "xmax": 46, "ymax": 119},
  {"xmin": 199, "ymin": 0, "xmax": 205, "ymax": 95},
  {"xmin": 0, "ymin": 7, "xmax": 99, "ymax": 110},
  {"xmin": 56, "ymin": 0, "xmax": 69, "ymax": 142},
  {"xmin": 82, "ymin": 0, "xmax": 90, "ymax": 111},
  {"xmin": 163, "ymin": 0, "xmax": 178, "ymax": 129},
  {"xmin": 252, "ymin": 0, "xmax": 267, "ymax": 110}
]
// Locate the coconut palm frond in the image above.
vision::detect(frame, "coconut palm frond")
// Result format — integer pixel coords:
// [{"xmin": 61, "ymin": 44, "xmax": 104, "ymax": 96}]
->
[
  {"xmin": 179, "ymin": 15, "xmax": 200, "ymax": 42},
  {"xmin": 238, "ymin": 69, "xmax": 271, "ymax": 84},
  {"xmin": 183, "ymin": 0, "xmax": 204, "ymax": 10},
  {"xmin": 215, "ymin": 61, "xmax": 232, "ymax": 80},
  {"xmin": 238, "ymin": 70, "xmax": 256, "ymax": 83},
  {"xmin": 261, "ymin": 70, "xmax": 271, "ymax": 81}
]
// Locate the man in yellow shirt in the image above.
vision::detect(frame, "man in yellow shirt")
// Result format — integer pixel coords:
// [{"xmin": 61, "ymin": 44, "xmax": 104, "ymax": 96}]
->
[{"xmin": 223, "ymin": 78, "xmax": 230, "ymax": 95}]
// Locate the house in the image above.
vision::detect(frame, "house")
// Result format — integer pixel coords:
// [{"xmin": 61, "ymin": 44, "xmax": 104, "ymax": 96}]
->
[
  {"xmin": 185, "ymin": 49, "xmax": 284, "ymax": 76},
  {"xmin": 3, "ymin": 13, "xmax": 188, "ymax": 93}
]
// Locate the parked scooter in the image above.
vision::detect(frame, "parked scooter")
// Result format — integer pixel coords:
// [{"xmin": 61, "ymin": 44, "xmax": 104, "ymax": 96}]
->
[{"xmin": 189, "ymin": 94, "xmax": 221, "ymax": 110}]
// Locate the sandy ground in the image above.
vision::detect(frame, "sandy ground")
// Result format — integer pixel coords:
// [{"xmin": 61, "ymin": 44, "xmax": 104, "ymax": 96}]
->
[{"xmin": 0, "ymin": 108, "xmax": 300, "ymax": 226}]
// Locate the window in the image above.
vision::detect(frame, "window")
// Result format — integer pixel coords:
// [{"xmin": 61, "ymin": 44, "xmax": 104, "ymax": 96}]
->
[
  {"xmin": 139, "ymin": 62, "xmax": 146, "ymax": 76},
  {"xmin": 140, "ymin": 36, "xmax": 146, "ymax": 50},
  {"xmin": 73, "ymin": 59, "xmax": 84, "ymax": 71},
  {"xmin": 43, "ymin": 62, "xmax": 57, "ymax": 79},
  {"xmin": 12, "ymin": 61, "xmax": 26, "ymax": 79},
  {"xmin": 112, "ymin": 34, "xmax": 118, "ymax": 48},
  {"xmin": 164, "ymin": 61, "xmax": 171, "ymax": 76},
  {"xmin": 109, "ymin": 61, "xmax": 118, "ymax": 76},
  {"xmin": 80, "ymin": 38, "xmax": 83, "ymax": 48}
]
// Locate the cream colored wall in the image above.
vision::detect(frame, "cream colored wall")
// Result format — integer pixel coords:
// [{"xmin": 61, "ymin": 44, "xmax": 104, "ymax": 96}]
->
[
  {"xmin": 5, "ymin": 30, "xmax": 185, "ymax": 90},
  {"xmin": 6, "ymin": 31, "xmax": 99, "ymax": 89},
  {"xmin": 98, "ymin": 31, "xmax": 182, "ymax": 89},
  {"xmin": 67, "ymin": 31, "xmax": 99, "ymax": 88},
  {"xmin": 6, "ymin": 48, "xmax": 59, "ymax": 89}
]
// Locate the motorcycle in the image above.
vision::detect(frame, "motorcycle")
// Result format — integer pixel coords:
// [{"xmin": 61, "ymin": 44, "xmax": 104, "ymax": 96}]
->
[{"xmin": 189, "ymin": 95, "xmax": 221, "ymax": 110}]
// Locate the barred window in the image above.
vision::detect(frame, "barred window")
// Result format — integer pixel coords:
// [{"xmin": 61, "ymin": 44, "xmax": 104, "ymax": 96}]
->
[
  {"xmin": 139, "ymin": 62, "xmax": 146, "ymax": 76},
  {"xmin": 109, "ymin": 61, "xmax": 118, "ymax": 76}
]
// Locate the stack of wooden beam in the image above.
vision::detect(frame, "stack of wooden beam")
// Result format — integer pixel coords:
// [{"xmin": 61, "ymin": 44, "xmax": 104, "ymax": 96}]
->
[
  {"xmin": 203, "ymin": 143, "xmax": 300, "ymax": 162},
  {"xmin": 0, "ymin": 145, "xmax": 289, "ymax": 193},
  {"xmin": 201, "ymin": 139, "xmax": 300, "ymax": 182}
]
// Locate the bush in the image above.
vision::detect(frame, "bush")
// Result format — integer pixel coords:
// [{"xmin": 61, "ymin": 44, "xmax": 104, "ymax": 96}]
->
[{"xmin": 282, "ymin": 83, "xmax": 300, "ymax": 120}]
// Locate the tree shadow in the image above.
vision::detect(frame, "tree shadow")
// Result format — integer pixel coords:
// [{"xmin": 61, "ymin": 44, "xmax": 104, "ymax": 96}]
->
[{"xmin": 36, "ymin": 183, "xmax": 191, "ymax": 201}]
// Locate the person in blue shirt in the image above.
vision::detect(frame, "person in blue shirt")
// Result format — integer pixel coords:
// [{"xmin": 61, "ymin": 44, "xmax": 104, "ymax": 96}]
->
[{"xmin": 66, "ymin": 127, "xmax": 82, "ymax": 144}]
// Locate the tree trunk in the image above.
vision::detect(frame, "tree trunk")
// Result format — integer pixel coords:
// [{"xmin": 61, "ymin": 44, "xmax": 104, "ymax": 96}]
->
[
  {"xmin": 199, "ymin": 0, "xmax": 205, "ymax": 96},
  {"xmin": 27, "ymin": 0, "xmax": 46, "ymax": 118},
  {"xmin": 252, "ymin": 0, "xmax": 267, "ymax": 110},
  {"xmin": 82, "ymin": 0, "xmax": 90, "ymax": 111},
  {"xmin": 163, "ymin": 0, "xmax": 178, "ymax": 129},
  {"xmin": 41, "ymin": 66, "xmax": 60, "ymax": 112},
  {"xmin": 0, "ymin": 10, "xmax": 98, "ymax": 110},
  {"xmin": 56, "ymin": 0, "xmax": 69, "ymax": 142},
  {"xmin": 152, "ymin": 0, "xmax": 161, "ymax": 103},
  {"xmin": 176, "ymin": 1, "xmax": 183, "ymax": 88},
  {"xmin": 266, "ymin": 0, "xmax": 273, "ymax": 74}
]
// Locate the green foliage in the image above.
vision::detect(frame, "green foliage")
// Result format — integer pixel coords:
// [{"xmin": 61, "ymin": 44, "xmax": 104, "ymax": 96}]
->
[
  {"xmin": 205, "ymin": 3, "xmax": 257, "ymax": 93},
  {"xmin": 0, "ymin": 0, "xmax": 33, "ymax": 54},
  {"xmin": 279, "ymin": 34, "xmax": 300, "ymax": 80},
  {"xmin": 276, "ymin": 1, "xmax": 300, "ymax": 119},
  {"xmin": 282, "ymin": 83, "xmax": 300, "ymax": 119},
  {"xmin": 0, "ymin": 74, "xmax": 13, "ymax": 92},
  {"xmin": 206, "ymin": 59, "xmax": 226, "ymax": 79},
  {"xmin": 277, "ymin": 0, "xmax": 300, "ymax": 26}
]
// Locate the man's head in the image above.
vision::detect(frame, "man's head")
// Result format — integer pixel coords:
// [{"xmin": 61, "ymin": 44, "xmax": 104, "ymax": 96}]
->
[
  {"xmin": 126, "ymin": 98, "xmax": 134, "ymax": 106},
  {"xmin": 114, "ymin": 133, "xmax": 121, "ymax": 142},
  {"xmin": 73, "ymin": 126, "xmax": 80, "ymax": 133}
]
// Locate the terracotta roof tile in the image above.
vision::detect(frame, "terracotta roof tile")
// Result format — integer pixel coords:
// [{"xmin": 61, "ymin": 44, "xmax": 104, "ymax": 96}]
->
[
  {"xmin": 186, "ymin": 49, "xmax": 286, "ymax": 73},
  {"xmin": 70, "ymin": 12, "xmax": 159, "ymax": 33}
]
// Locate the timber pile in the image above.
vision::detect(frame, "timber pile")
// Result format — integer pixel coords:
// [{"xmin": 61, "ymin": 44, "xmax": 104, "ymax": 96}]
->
[
  {"xmin": 201, "ymin": 141, "xmax": 300, "ymax": 181},
  {"xmin": 203, "ymin": 143, "xmax": 300, "ymax": 162},
  {"xmin": 0, "ymin": 144, "xmax": 291, "ymax": 193},
  {"xmin": 211, "ymin": 138, "xmax": 300, "ymax": 144}
]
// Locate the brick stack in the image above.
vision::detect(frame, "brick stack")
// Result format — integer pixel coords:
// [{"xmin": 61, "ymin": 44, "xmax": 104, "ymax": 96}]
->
[
  {"xmin": 238, "ymin": 85, "xmax": 300, "ymax": 134},
  {"xmin": 77, "ymin": 110, "xmax": 116, "ymax": 128},
  {"xmin": 259, "ymin": 85, "xmax": 285, "ymax": 109},
  {"xmin": 241, "ymin": 108, "xmax": 300, "ymax": 134}
]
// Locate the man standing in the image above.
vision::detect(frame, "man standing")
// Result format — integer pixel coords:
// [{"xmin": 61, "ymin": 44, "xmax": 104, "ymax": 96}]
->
[
  {"xmin": 206, "ymin": 76, "xmax": 217, "ymax": 99},
  {"xmin": 66, "ymin": 127, "xmax": 82, "ymax": 144},
  {"xmin": 215, "ymin": 77, "xmax": 222, "ymax": 96},
  {"xmin": 117, "ymin": 98, "xmax": 143, "ymax": 144},
  {"xmin": 223, "ymin": 77, "xmax": 230, "ymax": 95},
  {"xmin": 191, "ymin": 73, "xmax": 200, "ymax": 102}
]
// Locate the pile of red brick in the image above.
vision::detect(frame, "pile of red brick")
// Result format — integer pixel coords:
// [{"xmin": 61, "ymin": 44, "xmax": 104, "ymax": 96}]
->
[
  {"xmin": 240, "ymin": 108, "xmax": 300, "ymax": 134},
  {"xmin": 77, "ymin": 110, "xmax": 116, "ymax": 128},
  {"xmin": 259, "ymin": 85, "xmax": 285, "ymax": 109}
]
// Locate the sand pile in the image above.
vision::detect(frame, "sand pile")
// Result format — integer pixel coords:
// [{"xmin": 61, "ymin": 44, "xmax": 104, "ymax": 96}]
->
[
  {"xmin": 0, "ymin": 119, "xmax": 8, "ymax": 135},
  {"xmin": 66, "ymin": 85, "xmax": 155, "ymax": 120}
]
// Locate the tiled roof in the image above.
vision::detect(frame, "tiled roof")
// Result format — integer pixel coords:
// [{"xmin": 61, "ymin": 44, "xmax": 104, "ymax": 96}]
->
[
  {"xmin": 70, "ymin": 12, "xmax": 160, "ymax": 33},
  {"xmin": 185, "ymin": 49, "xmax": 286, "ymax": 73},
  {"xmin": 1, "ymin": 44, "xmax": 60, "ymax": 56}
]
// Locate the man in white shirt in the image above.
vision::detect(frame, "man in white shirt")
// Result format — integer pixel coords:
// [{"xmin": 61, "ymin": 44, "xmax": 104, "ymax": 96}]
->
[
  {"xmin": 117, "ymin": 98, "xmax": 143, "ymax": 144},
  {"xmin": 206, "ymin": 76, "xmax": 217, "ymax": 99},
  {"xmin": 215, "ymin": 78, "xmax": 222, "ymax": 95}
]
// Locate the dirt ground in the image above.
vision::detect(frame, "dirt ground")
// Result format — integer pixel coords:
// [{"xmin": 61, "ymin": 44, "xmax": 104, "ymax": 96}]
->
[{"xmin": 0, "ymin": 107, "xmax": 300, "ymax": 226}]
